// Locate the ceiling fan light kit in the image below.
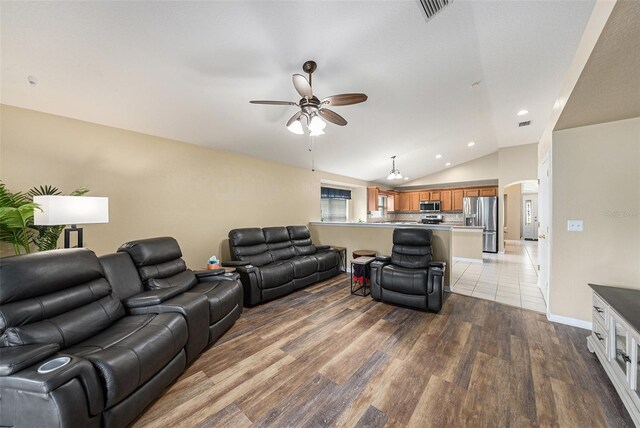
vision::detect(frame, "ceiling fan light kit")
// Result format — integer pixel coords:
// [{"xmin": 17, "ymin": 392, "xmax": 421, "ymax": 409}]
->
[{"xmin": 250, "ymin": 60, "xmax": 368, "ymax": 136}]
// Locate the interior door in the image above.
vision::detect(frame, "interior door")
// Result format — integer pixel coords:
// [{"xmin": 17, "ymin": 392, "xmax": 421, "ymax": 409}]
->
[
  {"xmin": 522, "ymin": 194, "xmax": 539, "ymax": 240},
  {"xmin": 538, "ymin": 155, "xmax": 550, "ymax": 304}
]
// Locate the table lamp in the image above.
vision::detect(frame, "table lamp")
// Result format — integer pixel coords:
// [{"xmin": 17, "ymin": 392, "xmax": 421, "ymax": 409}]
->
[{"xmin": 33, "ymin": 195, "xmax": 109, "ymax": 248}]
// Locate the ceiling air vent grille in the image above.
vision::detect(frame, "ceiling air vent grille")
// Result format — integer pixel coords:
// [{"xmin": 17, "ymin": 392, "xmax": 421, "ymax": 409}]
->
[
  {"xmin": 416, "ymin": 0, "xmax": 453, "ymax": 22},
  {"xmin": 519, "ymin": 121, "xmax": 532, "ymax": 127}
]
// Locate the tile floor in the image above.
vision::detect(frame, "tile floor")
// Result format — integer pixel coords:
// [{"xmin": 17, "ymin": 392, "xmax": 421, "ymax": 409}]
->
[{"xmin": 450, "ymin": 240, "xmax": 547, "ymax": 313}]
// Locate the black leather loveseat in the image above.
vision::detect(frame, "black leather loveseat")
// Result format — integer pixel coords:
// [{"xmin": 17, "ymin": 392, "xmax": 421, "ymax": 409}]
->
[
  {"xmin": 227, "ymin": 225, "xmax": 340, "ymax": 306},
  {"xmin": 0, "ymin": 238, "xmax": 243, "ymax": 428},
  {"xmin": 370, "ymin": 228, "xmax": 446, "ymax": 312}
]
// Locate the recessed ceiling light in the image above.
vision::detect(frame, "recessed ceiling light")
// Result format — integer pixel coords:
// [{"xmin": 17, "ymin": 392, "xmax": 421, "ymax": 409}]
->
[
  {"xmin": 404, "ymin": 177, "xmax": 410, "ymax": 181},
  {"xmin": 445, "ymin": 162, "xmax": 451, "ymax": 166},
  {"xmin": 435, "ymin": 154, "xmax": 442, "ymax": 159},
  {"xmin": 517, "ymin": 109, "xmax": 528, "ymax": 116},
  {"xmin": 467, "ymin": 141, "xmax": 475, "ymax": 147}
]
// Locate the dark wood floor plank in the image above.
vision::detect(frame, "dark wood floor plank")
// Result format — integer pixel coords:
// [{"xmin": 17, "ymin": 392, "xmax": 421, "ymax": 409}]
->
[
  {"xmin": 407, "ymin": 375, "xmax": 466, "ymax": 427},
  {"xmin": 462, "ymin": 351, "xmax": 511, "ymax": 427}
]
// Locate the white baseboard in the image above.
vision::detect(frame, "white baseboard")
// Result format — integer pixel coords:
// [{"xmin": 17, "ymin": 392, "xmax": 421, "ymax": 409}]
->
[
  {"xmin": 452, "ymin": 257, "xmax": 483, "ymax": 264},
  {"xmin": 547, "ymin": 313, "xmax": 592, "ymax": 330}
]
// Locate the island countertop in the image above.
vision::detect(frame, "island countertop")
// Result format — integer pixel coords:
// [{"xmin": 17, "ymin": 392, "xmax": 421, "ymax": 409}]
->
[{"xmin": 309, "ymin": 221, "xmax": 483, "ymax": 231}]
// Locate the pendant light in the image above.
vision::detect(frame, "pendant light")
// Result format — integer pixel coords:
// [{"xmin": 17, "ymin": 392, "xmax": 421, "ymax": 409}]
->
[{"xmin": 387, "ymin": 155, "xmax": 403, "ymax": 180}]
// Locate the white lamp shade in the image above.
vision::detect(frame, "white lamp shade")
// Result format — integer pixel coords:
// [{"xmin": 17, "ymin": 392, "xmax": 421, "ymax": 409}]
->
[
  {"xmin": 33, "ymin": 196, "xmax": 109, "ymax": 226},
  {"xmin": 308, "ymin": 115, "xmax": 326, "ymax": 132},
  {"xmin": 287, "ymin": 120, "xmax": 304, "ymax": 135}
]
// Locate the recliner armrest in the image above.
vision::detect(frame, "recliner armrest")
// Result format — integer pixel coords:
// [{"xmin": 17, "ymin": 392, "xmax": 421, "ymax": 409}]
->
[
  {"xmin": 375, "ymin": 255, "xmax": 391, "ymax": 263},
  {"xmin": 127, "ymin": 292, "xmax": 210, "ymax": 363},
  {"xmin": 429, "ymin": 261, "xmax": 446, "ymax": 270},
  {"xmin": 0, "ymin": 344, "xmax": 60, "ymax": 376},
  {"xmin": 222, "ymin": 260, "xmax": 251, "ymax": 267},
  {"xmin": 123, "ymin": 286, "xmax": 189, "ymax": 308},
  {"xmin": 199, "ymin": 272, "xmax": 240, "ymax": 283},
  {"xmin": 316, "ymin": 245, "xmax": 331, "ymax": 252},
  {"xmin": 195, "ymin": 268, "xmax": 226, "ymax": 279}
]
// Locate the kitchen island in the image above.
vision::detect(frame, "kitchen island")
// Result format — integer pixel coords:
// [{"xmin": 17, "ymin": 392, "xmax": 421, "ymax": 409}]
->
[
  {"xmin": 443, "ymin": 223, "xmax": 485, "ymax": 262},
  {"xmin": 309, "ymin": 221, "xmax": 462, "ymax": 288}
]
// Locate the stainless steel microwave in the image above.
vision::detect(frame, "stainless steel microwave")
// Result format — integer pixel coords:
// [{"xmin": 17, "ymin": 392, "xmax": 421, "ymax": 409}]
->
[{"xmin": 419, "ymin": 201, "xmax": 441, "ymax": 212}]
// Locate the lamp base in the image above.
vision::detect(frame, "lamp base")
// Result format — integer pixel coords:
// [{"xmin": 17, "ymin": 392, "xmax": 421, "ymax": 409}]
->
[{"xmin": 64, "ymin": 225, "xmax": 83, "ymax": 248}]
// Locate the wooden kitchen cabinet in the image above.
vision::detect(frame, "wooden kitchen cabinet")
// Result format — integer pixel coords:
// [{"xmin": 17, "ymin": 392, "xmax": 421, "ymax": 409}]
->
[
  {"xmin": 387, "ymin": 192, "xmax": 396, "ymax": 212},
  {"xmin": 400, "ymin": 193, "xmax": 408, "ymax": 210},
  {"xmin": 367, "ymin": 187, "xmax": 379, "ymax": 212},
  {"xmin": 429, "ymin": 190, "xmax": 441, "ymax": 201},
  {"xmin": 440, "ymin": 190, "xmax": 452, "ymax": 211},
  {"xmin": 453, "ymin": 189, "xmax": 464, "ymax": 211},
  {"xmin": 419, "ymin": 192, "xmax": 430, "ymax": 201},
  {"xmin": 409, "ymin": 192, "xmax": 420, "ymax": 211},
  {"xmin": 480, "ymin": 187, "xmax": 497, "ymax": 197},
  {"xmin": 464, "ymin": 188, "xmax": 480, "ymax": 197}
]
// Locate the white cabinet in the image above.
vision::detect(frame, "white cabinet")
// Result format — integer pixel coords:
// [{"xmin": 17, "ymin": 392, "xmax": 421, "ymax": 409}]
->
[{"xmin": 588, "ymin": 285, "xmax": 640, "ymax": 426}]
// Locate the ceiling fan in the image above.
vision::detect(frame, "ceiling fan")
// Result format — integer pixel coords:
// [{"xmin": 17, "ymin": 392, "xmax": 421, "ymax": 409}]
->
[{"xmin": 250, "ymin": 60, "xmax": 368, "ymax": 136}]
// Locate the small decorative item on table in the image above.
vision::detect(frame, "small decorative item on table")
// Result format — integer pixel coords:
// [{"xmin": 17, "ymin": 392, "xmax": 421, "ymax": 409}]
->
[
  {"xmin": 207, "ymin": 255, "xmax": 221, "ymax": 270},
  {"xmin": 351, "ymin": 255, "xmax": 376, "ymax": 296}
]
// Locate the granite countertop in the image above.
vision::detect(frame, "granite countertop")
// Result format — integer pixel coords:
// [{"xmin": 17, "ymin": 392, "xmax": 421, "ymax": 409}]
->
[
  {"xmin": 589, "ymin": 284, "xmax": 640, "ymax": 332},
  {"xmin": 310, "ymin": 221, "xmax": 453, "ymax": 231},
  {"xmin": 310, "ymin": 221, "xmax": 484, "ymax": 231}
]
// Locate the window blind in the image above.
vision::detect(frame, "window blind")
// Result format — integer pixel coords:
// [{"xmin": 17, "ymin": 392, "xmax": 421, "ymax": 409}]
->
[{"xmin": 320, "ymin": 187, "xmax": 351, "ymax": 200}]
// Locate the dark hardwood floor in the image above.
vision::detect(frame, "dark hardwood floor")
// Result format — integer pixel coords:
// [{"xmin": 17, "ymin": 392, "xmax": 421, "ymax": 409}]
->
[{"xmin": 133, "ymin": 273, "xmax": 633, "ymax": 427}]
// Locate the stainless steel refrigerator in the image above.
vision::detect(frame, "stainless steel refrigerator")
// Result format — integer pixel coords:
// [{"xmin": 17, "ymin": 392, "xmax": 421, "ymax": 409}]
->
[{"xmin": 463, "ymin": 196, "xmax": 498, "ymax": 253}]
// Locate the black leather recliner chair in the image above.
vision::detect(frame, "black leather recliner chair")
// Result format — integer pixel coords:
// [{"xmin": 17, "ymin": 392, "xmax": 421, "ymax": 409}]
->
[
  {"xmin": 227, "ymin": 225, "xmax": 340, "ymax": 306},
  {"xmin": 0, "ymin": 249, "xmax": 189, "ymax": 428},
  {"xmin": 370, "ymin": 228, "xmax": 446, "ymax": 312},
  {"xmin": 115, "ymin": 237, "xmax": 243, "ymax": 350}
]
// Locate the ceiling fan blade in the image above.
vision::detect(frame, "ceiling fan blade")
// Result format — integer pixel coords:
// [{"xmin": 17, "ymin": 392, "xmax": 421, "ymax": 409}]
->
[
  {"xmin": 250, "ymin": 100, "xmax": 298, "ymax": 106},
  {"xmin": 286, "ymin": 111, "xmax": 303, "ymax": 127},
  {"xmin": 319, "ymin": 108, "xmax": 347, "ymax": 126},
  {"xmin": 322, "ymin": 93, "xmax": 368, "ymax": 107},
  {"xmin": 292, "ymin": 74, "xmax": 313, "ymax": 98}
]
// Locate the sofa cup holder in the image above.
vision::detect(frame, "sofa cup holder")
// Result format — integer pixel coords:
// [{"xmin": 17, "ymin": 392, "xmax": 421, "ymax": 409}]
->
[{"xmin": 37, "ymin": 356, "xmax": 71, "ymax": 374}]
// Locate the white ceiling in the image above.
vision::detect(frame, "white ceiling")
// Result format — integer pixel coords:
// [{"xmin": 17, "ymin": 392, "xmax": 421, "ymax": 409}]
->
[{"xmin": 1, "ymin": 1, "xmax": 594, "ymax": 184}]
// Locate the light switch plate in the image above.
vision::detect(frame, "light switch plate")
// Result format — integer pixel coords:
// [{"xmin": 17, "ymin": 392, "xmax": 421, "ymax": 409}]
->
[{"xmin": 567, "ymin": 220, "xmax": 583, "ymax": 232}]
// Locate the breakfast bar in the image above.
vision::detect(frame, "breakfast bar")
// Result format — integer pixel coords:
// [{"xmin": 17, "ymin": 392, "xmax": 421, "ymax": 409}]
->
[{"xmin": 309, "ymin": 221, "xmax": 478, "ymax": 288}]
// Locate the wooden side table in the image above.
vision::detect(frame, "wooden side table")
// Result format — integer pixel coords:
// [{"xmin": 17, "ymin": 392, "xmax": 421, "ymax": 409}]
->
[
  {"xmin": 330, "ymin": 246, "xmax": 347, "ymax": 272},
  {"xmin": 351, "ymin": 256, "xmax": 375, "ymax": 296},
  {"xmin": 352, "ymin": 249, "xmax": 376, "ymax": 259}
]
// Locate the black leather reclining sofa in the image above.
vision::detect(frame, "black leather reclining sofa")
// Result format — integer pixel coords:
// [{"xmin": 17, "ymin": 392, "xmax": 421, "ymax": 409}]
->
[
  {"xmin": 227, "ymin": 225, "xmax": 340, "ymax": 306},
  {"xmin": 0, "ymin": 237, "xmax": 242, "ymax": 428}
]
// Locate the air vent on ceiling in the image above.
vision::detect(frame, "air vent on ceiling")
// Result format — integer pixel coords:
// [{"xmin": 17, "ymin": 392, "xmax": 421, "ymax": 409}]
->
[
  {"xmin": 519, "ymin": 121, "xmax": 532, "ymax": 127},
  {"xmin": 416, "ymin": 0, "xmax": 453, "ymax": 22}
]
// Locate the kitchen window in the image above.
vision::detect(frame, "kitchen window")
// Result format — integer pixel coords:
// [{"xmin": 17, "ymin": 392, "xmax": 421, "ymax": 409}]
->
[{"xmin": 321, "ymin": 186, "xmax": 351, "ymax": 222}]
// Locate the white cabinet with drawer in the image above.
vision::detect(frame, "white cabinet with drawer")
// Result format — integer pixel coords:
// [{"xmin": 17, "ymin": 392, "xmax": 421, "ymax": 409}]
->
[{"xmin": 587, "ymin": 284, "xmax": 640, "ymax": 426}]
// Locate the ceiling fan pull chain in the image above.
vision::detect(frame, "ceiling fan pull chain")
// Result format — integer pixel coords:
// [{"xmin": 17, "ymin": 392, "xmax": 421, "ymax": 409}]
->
[{"xmin": 310, "ymin": 135, "xmax": 315, "ymax": 172}]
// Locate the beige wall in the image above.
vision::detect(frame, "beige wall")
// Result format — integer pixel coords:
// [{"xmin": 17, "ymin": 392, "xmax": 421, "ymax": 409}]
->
[
  {"xmin": 0, "ymin": 105, "xmax": 368, "ymax": 266},
  {"xmin": 550, "ymin": 117, "xmax": 640, "ymax": 322},
  {"xmin": 504, "ymin": 184, "xmax": 522, "ymax": 240},
  {"xmin": 402, "ymin": 153, "xmax": 499, "ymax": 187},
  {"xmin": 452, "ymin": 229, "xmax": 483, "ymax": 261}
]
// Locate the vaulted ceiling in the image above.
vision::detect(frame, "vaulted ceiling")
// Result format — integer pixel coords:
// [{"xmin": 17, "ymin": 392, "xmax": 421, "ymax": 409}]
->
[{"xmin": 1, "ymin": 1, "xmax": 594, "ymax": 183}]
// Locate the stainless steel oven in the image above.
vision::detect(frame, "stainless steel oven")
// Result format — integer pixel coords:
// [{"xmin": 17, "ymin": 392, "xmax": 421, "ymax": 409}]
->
[{"xmin": 419, "ymin": 201, "xmax": 441, "ymax": 212}]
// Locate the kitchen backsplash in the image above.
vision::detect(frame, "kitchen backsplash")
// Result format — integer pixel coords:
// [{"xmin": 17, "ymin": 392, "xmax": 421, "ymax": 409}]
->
[{"xmin": 367, "ymin": 211, "xmax": 464, "ymax": 223}]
